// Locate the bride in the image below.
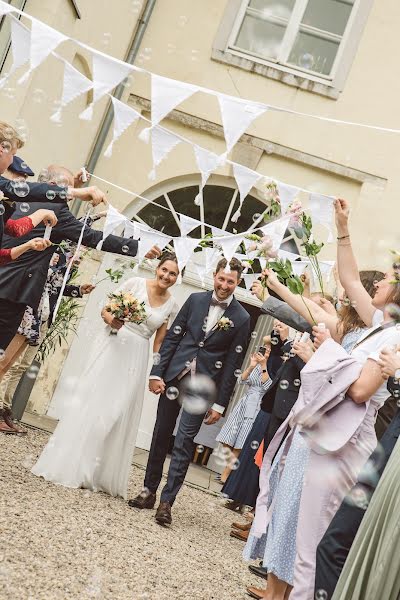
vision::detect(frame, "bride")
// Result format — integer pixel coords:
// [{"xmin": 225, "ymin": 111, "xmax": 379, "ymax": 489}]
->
[{"xmin": 32, "ymin": 253, "xmax": 180, "ymax": 499}]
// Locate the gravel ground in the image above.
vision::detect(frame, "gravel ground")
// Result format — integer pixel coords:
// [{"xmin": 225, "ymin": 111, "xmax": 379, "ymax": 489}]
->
[{"xmin": 0, "ymin": 429, "xmax": 260, "ymax": 600}]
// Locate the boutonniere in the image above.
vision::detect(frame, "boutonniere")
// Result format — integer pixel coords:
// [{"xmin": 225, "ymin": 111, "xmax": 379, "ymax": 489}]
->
[{"xmin": 216, "ymin": 317, "xmax": 234, "ymax": 331}]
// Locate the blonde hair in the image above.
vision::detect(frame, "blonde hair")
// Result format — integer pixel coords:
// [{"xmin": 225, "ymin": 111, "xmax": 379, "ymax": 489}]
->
[{"xmin": 0, "ymin": 121, "xmax": 24, "ymax": 150}]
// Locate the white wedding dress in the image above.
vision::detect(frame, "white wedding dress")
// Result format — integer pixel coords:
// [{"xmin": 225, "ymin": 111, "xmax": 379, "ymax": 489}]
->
[{"xmin": 32, "ymin": 277, "xmax": 179, "ymax": 499}]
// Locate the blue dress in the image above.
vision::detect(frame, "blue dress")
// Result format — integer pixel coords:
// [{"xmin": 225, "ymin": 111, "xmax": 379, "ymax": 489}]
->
[{"xmin": 243, "ymin": 329, "xmax": 366, "ymax": 584}]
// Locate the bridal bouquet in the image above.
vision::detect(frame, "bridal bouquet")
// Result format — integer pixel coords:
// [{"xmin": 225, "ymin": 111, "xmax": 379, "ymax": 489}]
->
[{"xmin": 105, "ymin": 291, "xmax": 147, "ymax": 324}]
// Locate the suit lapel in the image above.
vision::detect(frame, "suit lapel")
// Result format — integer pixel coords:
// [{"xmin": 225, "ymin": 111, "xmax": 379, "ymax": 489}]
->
[
  {"xmin": 195, "ymin": 291, "xmax": 213, "ymax": 338},
  {"xmin": 204, "ymin": 297, "xmax": 238, "ymax": 341}
]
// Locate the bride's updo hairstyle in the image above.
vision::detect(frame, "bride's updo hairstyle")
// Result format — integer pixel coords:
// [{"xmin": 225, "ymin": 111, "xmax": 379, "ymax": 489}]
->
[{"xmin": 158, "ymin": 251, "xmax": 179, "ymax": 269}]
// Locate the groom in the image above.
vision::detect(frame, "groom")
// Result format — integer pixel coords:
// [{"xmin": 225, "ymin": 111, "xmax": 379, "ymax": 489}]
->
[{"xmin": 129, "ymin": 257, "xmax": 251, "ymax": 525}]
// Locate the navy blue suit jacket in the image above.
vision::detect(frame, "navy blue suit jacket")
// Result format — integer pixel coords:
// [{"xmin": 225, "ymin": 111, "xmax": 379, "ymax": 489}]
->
[{"xmin": 151, "ymin": 290, "xmax": 251, "ymax": 410}]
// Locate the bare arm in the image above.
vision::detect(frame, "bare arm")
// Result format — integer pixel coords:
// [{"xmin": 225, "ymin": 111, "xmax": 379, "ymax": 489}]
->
[
  {"xmin": 265, "ymin": 269, "xmax": 340, "ymax": 339},
  {"xmin": 347, "ymin": 359, "xmax": 385, "ymax": 404},
  {"xmin": 10, "ymin": 238, "xmax": 52, "ymax": 259},
  {"xmin": 335, "ymin": 199, "xmax": 375, "ymax": 327},
  {"xmin": 153, "ymin": 322, "xmax": 168, "ymax": 354}
]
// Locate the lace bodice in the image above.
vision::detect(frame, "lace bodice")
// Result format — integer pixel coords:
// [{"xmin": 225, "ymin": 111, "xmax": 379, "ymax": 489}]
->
[{"xmin": 113, "ymin": 277, "xmax": 179, "ymax": 339}]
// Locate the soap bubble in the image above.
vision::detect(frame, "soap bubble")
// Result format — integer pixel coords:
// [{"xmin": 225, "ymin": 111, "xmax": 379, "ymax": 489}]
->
[
  {"xmin": 250, "ymin": 440, "xmax": 259, "ymax": 450},
  {"xmin": 265, "ymin": 143, "xmax": 274, "ymax": 155},
  {"xmin": 27, "ymin": 364, "xmax": 40, "ymax": 380},
  {"xmin": 215, "ymin": 361, "xmax": 223, "ymax": 369},
  {"xmin": 294, "ymin": 378, "xmax": 301, "ymax": 387},
  {"xmin": 180, "ymin": 374, "xmax": 216, "ymax": 415},
  {"xmin": 32, "ymin": 88, "xmax": 46, "ymax": 104},
  {"xmin": 0, "ymin": 349, "xmax": 5, "ymax": 361},
  {"xmin": 153, "ymin": 352, "xmax": 161, "ymax": 365},
  {"xmin": 20, "ymin": 202, "xmax": 30, "ymax": 213},
  {"xmin": 235, "ymin": 345, "xmax": 243, "ymax": 353},
  {"xmin": 121, "ymin": 245, "xmax": 129, "ymax": 253},
  {"xmin": 196, "ymin": 444, "xmax": 205, "ymax": 454},
  {"xmin": 102, "ymin": 32, "xmax": 112, "ymax": 47},
  {"xmin": 1, "ymin": 141, "xmax": 11, "ymax": 154},
  {"xmin": 173, "ymin": 325, "xmax": 182, "ymax": 334},
  {"xmin": 252, "ymin": 213, "xmax": 261, "ymax": 222},
  {"xmin": 251, "ymin": 331, "xmax": 257, "ymax": 339},
  {"xmin": 13, "ymin": 180, "xmax": 30, "ymax": 197},
  {"xmin": 315, "ymin": 589, "xmax": 328, "ymax": 600},
  {"xmin": 199, "ymin": 341, "xmax": 204, "ymax": 347},
  {"xmin": 0, "ymin": 205, "xmax": 4, "ymax": 216},
  {"xmin": 279, "ymin": 380, "xmax": 289, "ymax": 390},
  {"xmin": 166, "ymin": 386, "xmax": 179, "ymax": 400},
  {"xmin": 185, "ymin": 360, "xmax": 191, "ymax": 368},
  {"xmin": 130, "ymin": 0, "xmax": 142, "ymax": 13},
  {"xmin": 167, "ymin": 43, "xmax": 176, "ymax": 55},
  {"xmin": 46, "ymin": 190, "xmax": 56, "ymax": 200},
  {"xmin": 71, "ymin": 289, "xmax": 79, "ymax": 297},
  {"xmin": 191, "ymin": 50, "xmax": 199, "ymax": 62},
  {"xmin": 299, "ymin": 53, "xmax": 315, "ymax": 71},
  {"xmin": 271, "ymin": 335, "xmax": 279, "ymax": 345},
  {"xmin": 234, "ymin": 369, "xmax": 242, "ymax": 377},
  {"xmin": 178, "ymin": 15, "xmax": 188, "ymax": 26}
]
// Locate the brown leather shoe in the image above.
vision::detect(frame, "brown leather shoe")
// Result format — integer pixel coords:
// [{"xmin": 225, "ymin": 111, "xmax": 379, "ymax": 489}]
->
[
  {"xmin": 230, "ymin": 528, "xmax": 249, "ymax": 542},
  {"xmin": 0, "ymin": 419, "xmax": 18, "ymax": 434},
  {"xmin": 128, "ymin": 489, "xmax": 156, "ymax": 509},
  {"xmin": 2, "ymin": 408, "xmax": 27, "ymax": 434},
  {"xmin": 155, "ymin": 501, "xmax": 172, "ymax": 525},
  {"xmin": 232, "ymin": 519, "xmax": 252, "ymax": 531}
]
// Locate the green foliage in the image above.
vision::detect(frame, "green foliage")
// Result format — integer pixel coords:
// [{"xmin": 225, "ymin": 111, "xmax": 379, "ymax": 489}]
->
[{"xmin": 37, "ymin": 298, "xmax": 81, "ymax": 363}]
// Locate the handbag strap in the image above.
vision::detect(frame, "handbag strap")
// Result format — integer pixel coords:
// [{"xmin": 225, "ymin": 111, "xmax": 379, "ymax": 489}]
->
[{"xmin": 352, "ymin": 321, "xmax": 396, "ymax": 351}]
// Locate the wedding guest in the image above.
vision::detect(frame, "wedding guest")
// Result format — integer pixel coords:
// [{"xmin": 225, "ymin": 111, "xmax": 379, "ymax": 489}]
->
[
  {"xmin": 0, "ymin": 254, "xmax": 94, "ymax": 434},
  {"xmin": 244, "ymin": 202, "xmax": 400, "ymax": 600},
  {"xmin": 331, "ymin": 373, "xmax": 400, "ymax": 600},
  {"xmin": 216, "ymin": 339, "xmax": 272, "ymax": 485},
  {"xmin": 32, "ymin": 253, "xmax": 180, "ymax": 500},
  {"xmin": 0, "ymin": 165, "xmax": 160, "ymax": 352}
]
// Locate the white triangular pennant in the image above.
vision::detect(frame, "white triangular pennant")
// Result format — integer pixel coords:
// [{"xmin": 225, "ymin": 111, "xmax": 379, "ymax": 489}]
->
[
  {"xmin": 259, "ymin": 257, "xmax": 267, "ymax": 271},
  {"xmin": 137, "ymin": 227, "xmax": 172, "ymax": 261},
  {"xmin": 231, "ymin": 163, "xmax": 262, "ymax": 222},
  {"xmin": 150, "ymin": 126, "xmax": 181, "ymax": 174},
  {"xmin": 204, "ymin": 247, "xmax": 221, "ymax": 272},
  {"xmin": 243, "ymin": 273, "xmax": 260, "ymax": 291},
  {"xmin": 79, "ymin": 52, "xmax": 133, "ymax": 120},
  {"xmin": 211, "ymin": 226, "xmax": 228, "ymax": 244},
  {"xmin": 277, "ymin": 181, "xmax": 300, "ymax": 214},
  {"xmin": 96, "ymin": 205, "xmax": 127, "ymax": 249},
  {"xmin": 19, "ymin": 18, "xmax": 67, "ymax": 83},
  {"xmin": 218, "ymin": 94, "xmax": 268, "ymax": 153},
  {"xmin": 278, "ymin": 249, "xmax": 302, "ymax": 262},
  {"xmin": 319, "ymin": 260, "xmax": 335, "ymax": 282},
  {"xmin": 0, "ymin": 17, "xmax": 30, "ymax": 86},
  {"xmin": 309, "ymin": 194, "xmax": 335, "ymax": 242},
  {"xmin": 104, "ymin": 97, "xmax": 141, "ymax": 157},
  {"xmin": 50, "ymin": 59, "xmax": 93, "ymax": 123},
  {"xmin": 173, "ymin": 237, "xmax": 199, "ymax": 274},
  {"xmin": 179, "ymin": 213, "xmax": 202, "ymax": 237},
  {"xmin": 0, "ymin": 1, "xmax": 17, "ymax": 16},
  {"xmin": 123, "ymin": 220, "xmax": 141, "ymax": 239},
  {"xmin": 151, "ymin": 74, "xmax": 198, "ymax": 127},
  {"xmin": 259, "ymin": 216, "xmax": 290, "ymax": 252},
  {"xmin": 291, "ymin": 260, "xmax": 310, "ymax": 277},
  {"xmin": 194, "ymin": 145, "xmax": 221, "ymax": 189},
  {"xmin": 216, "ymin": 233, "xmax": 244, "ymax": 267}
]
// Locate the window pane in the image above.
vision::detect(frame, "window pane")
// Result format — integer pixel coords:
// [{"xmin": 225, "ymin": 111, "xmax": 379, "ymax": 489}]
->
[
  {"xmin": 248, "ymin": 0, "xmax": 295, "ymax": 20},
  {"xmin": 235, "ymin": 14, "xmax": 286, "ymax": 60},
  {"xmin": 288, "ymin": 30, "xmax": 339, "ymax": 75},
  {"xmin": 302, "ymin": 0, "xmax": 354, "ymax": 36}
]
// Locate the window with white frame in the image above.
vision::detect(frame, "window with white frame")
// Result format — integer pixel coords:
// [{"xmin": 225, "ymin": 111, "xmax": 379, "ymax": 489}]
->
[
  {"xmin": 231, "ymin": 0, "xmax": 356, "ymax": 79},
  {"xmin": 213, "ymin": 0, "xmax": 372, "ymax": 96}
]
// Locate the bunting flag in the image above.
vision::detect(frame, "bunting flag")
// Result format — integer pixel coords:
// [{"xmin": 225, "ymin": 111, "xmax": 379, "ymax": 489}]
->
[
  {"xmin": 79, "ymin": 52, "xmax": 133, "ymax": 120},
  {"xmin": 148, "ymin": 126, "xmax": 181, "ymax": 180},
  {"xmin": 179, "ymin": 213, "xmax": 202, "ymax": 237},
  {"xmin": 151, "ymin": 74, "xmax": 198, "ymax": 127},
  {"xmin": 0, "ymin": 1, "xmax": 17, "ymax": 16},
  {"xmin": 243, "ymin": 273, "xmax": 260, "ymax": 291},
  {"xmin": 123, "ymin": 220, "xmax": 141, "ymax": 239},
  {"xmin": 291, "ymin": 260, "xmax": 310, "ymax": 276},
  {"xmin": 137, "ymin": 227, "xmax": 172, "ymax": 260},
  {"xmin": 319, "ymin": 260, "xmax": 335, "ymax": 281},
  {"xmin": 50, "ymin": 60, "xmax": 93, "ymax": 123},
  {"xmin": 18, "ymin": 18, "xmax": 67, "ymax": 84},
  {"xmin": 278, "ymin": 249, "xmax": 302, "ymax": 262},
  {"xmin": 0, "ymin": 17, "xmax": 30, "ymax": 87},
  {"xmin": 260, "ymin": 216, "xmax": 290, "ymax": 252},
  {"xmin": 231, "ymin": 163, "xmax": 263, "ymax": 222},
  {"xmin": 309, "ymin": 194, "xmax": 335, "ymax": 242},
  {"xmin": 277, "ymin": 181, "xmax": 300, "ymax": 214},
  {"xmin": 173, "ymin": 236, "xmax": 200, "ymax": 276},
  {"xmin": 215, "ymin": 233, "xmax": 245, "ymax": 269},
  {"xmin": 218, "ymin": 94, "xmax": 268, "ymax": 154},
  {"xmin": 104, "ymin": 97, "xmax": 141, "ymax": 157},
  {"xmin": 96, "ymin": 205, "xmax": 127, "ymax": 249},
  {"xmin": 193, "ymin": 145, "xmax": 222, "ymax": 205},
  {"xmin": 211, "ymin": 225, "xmax": 229, "ymax": 242},
  {"xmin": 204, "ymin": 247, "xmax": 222, "ymax": 272}
]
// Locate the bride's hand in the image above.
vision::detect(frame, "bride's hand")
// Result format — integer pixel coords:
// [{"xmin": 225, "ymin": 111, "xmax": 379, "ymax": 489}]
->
[{"xmin": 102, "ymin": 310, "xmax": 124, "ymax": 330}]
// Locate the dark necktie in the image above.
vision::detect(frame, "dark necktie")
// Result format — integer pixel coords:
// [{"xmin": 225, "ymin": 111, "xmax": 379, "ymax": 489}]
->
[{"xmin": 210, "ymin": 297, "xmax": 228, "ymax": 310}]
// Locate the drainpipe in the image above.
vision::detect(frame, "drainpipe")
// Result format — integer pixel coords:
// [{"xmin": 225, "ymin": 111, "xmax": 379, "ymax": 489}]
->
[{"xmin": 71, "ymin": 0, "xmax": 157, "ymax": 215}]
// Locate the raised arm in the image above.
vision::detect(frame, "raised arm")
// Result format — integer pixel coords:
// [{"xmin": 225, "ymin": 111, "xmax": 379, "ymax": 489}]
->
[
  {"xmin": 262, "ymin": 269, "xmax": 340, "ymax": 339},
  {"xmin": 335, "ymin": 199, "xmax": 375, "ymax": 327}
]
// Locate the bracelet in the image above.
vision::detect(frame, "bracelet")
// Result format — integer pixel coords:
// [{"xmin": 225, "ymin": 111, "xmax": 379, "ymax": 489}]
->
[{"xmin": 337, "ymin": 234, "xmax": 350, "ymax": 240}]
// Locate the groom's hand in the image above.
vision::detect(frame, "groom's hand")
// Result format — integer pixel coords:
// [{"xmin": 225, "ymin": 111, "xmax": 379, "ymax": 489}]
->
[
  {"xmin": 204, "ymin": 409, "xmax": 221, "ymax": 425},
  {"xmin": 149, "ymin": 379, "xmax": 166, "ymax": 395}
]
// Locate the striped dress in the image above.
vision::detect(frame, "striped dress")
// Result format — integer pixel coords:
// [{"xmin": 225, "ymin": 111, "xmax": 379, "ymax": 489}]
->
[{"xmin": 216, "ymin": 365, "xmax": 272, "ymax": 449}]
